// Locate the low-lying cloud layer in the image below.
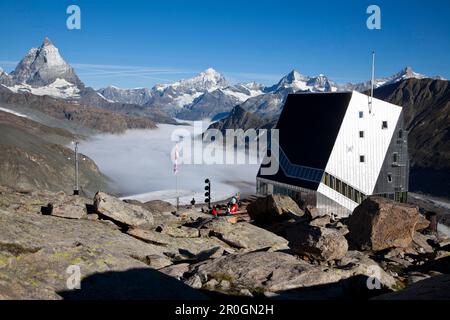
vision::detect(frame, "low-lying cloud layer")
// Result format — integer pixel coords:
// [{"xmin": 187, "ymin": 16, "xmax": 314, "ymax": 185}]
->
[{"xmin": 78, "ymin": 123, "xmax": 260, "ymax": 204}]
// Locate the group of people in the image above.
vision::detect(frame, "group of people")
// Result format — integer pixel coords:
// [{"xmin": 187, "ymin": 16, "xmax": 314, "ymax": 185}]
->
[
  {"xmin": 211, "ymin": 196, "xmax": 239, "ymax": 217},
  {"xmin": 192, "ymin": 193, "xmax": 241, "ymax": 217}
]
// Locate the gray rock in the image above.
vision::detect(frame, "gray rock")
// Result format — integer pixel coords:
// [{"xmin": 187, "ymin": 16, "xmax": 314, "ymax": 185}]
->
[
  {"xmin": 49, "ymin": 196, "xmax": 88, "ymax": 219},
  {"xmin": 286, "ymin": 224, "xmax": 348, "ymax": 261},
  {"xmin": 220, "ymin": 280, "xmax": 231, "ymax": 289},
  {"xmin": 348, "ymin": 197, "xmax": 421, "ymax": 251},
  {"xmin": 159, "ymin": 263, "xmax": 191, "ymax": 280},
  {"xmin": 161, "ymin": 225, "xmax": 200, "ymax": 238},
  {"xmin": 247, "ymin": 194, "xmax": 304, "ymax": 224},
  {"xmin": 200, "ymin": 218, "xmax": 289, "ymax": 251},
  {"xmin": 406, "ymin": 272, "xmax": 432, "ymax": 285},
  {"xmin": 204, "ymin": 279, "xmax": 219, "ymax": 289},
  {"xmin": 185, "ymin": 275, "xmax": 203, "ymax": 289},
  {"xmin": 141, "ymin": 254, "xmax": 173, "ymax": 269},
  {"xmin": 190, "ymin": 251, "xmax": 396, "ymax": 294},
  {"xmin": 305, "ymin": 205, "xmax": 326, "ymax": 220},
  {"xmin": 239, "ymin": 289, "xmax": 253, "ymax": 297},
  {"xmin": 94, "ymin": 192, "xmax": 154, "ymax": 228},
  {"xmin": 309, "ymin": 215, "xmax": 331, "ymax": 228},
  {"xmin": 127, "ymin": 227, "xmax": 234, "ymax": 260},
  {"xmin": 412, "ymin": 232, "xmax": 434, "ymax": 254}
]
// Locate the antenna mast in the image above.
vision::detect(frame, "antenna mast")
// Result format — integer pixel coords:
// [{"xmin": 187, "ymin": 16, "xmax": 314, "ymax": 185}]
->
[{"xmin": 369, "ymin": 51, "xmax": 375, "ymax": 114}]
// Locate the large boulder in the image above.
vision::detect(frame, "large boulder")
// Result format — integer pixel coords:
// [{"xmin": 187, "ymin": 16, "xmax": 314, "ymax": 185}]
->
[
  {"xmin": 247, "ymin": 194, "xmax": 304, "ymax": 224},
  {"xmin": 189, "ymin": 251, "xmax": 395, "ymax": 296},
  {"xmin": 94, "ymin": 192, "xmax": 153, "ymax": 228},
  {"xmin": 200, "ymin": 218, "xmax": 289, "ymax": 252},
  {"xmin": 348, "ymin": 197, "xmax": 421, "ymax": 251},
  {"xmin": 49, "ymin": 196, "xmax": 89, "ymax": 219},
  {"xmin": 286, "ymin": 223, "xmax": 348, "ymax": 261}
]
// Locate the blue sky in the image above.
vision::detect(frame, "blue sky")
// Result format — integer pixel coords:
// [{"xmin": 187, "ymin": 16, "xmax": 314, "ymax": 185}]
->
[{"xmin": 0, "ymin": 0, "xmax": 449, "ymax": 89}]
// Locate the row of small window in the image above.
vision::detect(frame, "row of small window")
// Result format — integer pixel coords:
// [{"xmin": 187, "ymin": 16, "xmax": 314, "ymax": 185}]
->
[
  {"xmin": 358, "ymin": 129, "xmax": 405, "ymax": 140},
  {"xmin": 321, "ymin": 172, "xmax": 367, "ymax": 204},
  {"xmin": 376, "ymin": 192, "xmax": 408, "ymax": 203},
  {"xmin": 358, "ymin": 111, "xmax": 389, "ymax": 130},
  {"xmin": 358, "ymin": 152, "xmax": 399, "ymax": 165}
]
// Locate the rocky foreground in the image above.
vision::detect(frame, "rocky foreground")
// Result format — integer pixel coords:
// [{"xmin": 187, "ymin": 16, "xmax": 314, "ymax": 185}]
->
[{"xmin": 0, "ymin": 187, "xmax": 449, "ymax": 300}]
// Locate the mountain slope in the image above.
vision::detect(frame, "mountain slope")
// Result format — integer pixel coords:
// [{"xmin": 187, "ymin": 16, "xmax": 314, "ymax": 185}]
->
[
  {"xmin": 97, "ymin": 86, "xmax": 153, "ymax": 105},
  {"xmin": 373, "ymin": 78, "xmax": 450, "ymax": 197},
  {"xmin": 208, "ymin": 105, "xmax": 272, "ymax": 132},
  {"xmin": 0, "ymin": 110, "xmax": 111, "ymax": 196},
  {"xmin": 0, "ymin": 85, "xmax": 156, "ymax": 134}
]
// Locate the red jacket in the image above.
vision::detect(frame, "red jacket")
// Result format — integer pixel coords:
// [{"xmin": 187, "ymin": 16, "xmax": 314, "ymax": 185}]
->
[{"xmin": 229, "ymin": 204, "xmax": 239, "ymax": 214}]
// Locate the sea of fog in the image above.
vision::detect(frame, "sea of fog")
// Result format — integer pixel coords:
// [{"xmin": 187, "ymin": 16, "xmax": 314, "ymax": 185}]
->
[{"xmin": 78, "ymin": 122, "xmax": 261, "ymax": 205}]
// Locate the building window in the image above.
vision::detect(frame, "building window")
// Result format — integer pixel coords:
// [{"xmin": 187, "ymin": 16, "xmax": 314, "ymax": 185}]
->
[
  {"xmin": 336, "ymin": 179, "xmax": 342, "ymax": 193},
  {"xmin": 359, "ymin": 111, "xmax": 364, "ymax": 118},
  {"xmin": 360, "ymin": 155, "xmax": 365, "ymax": 163},
  {"xmin": 398, "ymin": 129, "xmax": 403, "ymax": 139},
  {"xmin": 382, "ymin": 121, "xmax": 388, "ymax": 129},
  {"xmin": 342, "ymin": 183, "xmax": 348, "ymax": 197},
  {"xmin": 393, "ymin": 152, "xmax": 398, "ymax": 164},
  {"xmin": 359, "ymin": 131, "xmax": 364, "ymax": 138},
  {"xmin": 387, "ymin": 173, "xmax": 393, "ymax": 183}
]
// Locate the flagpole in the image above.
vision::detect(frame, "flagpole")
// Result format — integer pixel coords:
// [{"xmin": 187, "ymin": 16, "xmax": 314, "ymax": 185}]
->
[
  {"xmin": 174, "ymin": 141, "xmax": 180, "ymax": 210},
  {"xmin": 176, "ymin": 169, "xmax": 179, "ymax": 210}
]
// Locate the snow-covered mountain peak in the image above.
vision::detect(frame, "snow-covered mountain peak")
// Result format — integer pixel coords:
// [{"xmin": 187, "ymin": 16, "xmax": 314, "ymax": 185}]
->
[
  {"xmin": 392, "ymin": 66, "xmax": 426, "ymax": 82},
  {"xmin": 10, "ymin": 37, "xmax": 83, "ymax": 88},
  {"xmin": 171, "ymin": 68, "xmax": 228, "ymax": 92},
  {"xmin": 267, "ymin": 69, "xmax": 335, "ymax": 93},
  {"xmin": 42, "ymin": 37, "xmax": 53, "ymax": 47}
]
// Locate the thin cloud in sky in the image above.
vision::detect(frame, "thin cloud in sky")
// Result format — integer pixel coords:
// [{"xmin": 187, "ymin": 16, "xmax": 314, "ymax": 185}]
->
[
  {"xmin": 72, "ymin": 63, "xmax": 197, "ymax": 83},
  {"xmin": 0, "ymin": 59, "xmax": 290, "ymax": 87}
]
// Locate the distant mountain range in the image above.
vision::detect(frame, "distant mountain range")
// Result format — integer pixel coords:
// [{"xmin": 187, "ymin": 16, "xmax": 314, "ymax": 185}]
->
[
  {"xmin": 0, "ymin": 37, "xmax": 448, "ymax": 198},
  {"xmin": 0, "ymin": 38, "xmax": 445, "ymax": 122}
]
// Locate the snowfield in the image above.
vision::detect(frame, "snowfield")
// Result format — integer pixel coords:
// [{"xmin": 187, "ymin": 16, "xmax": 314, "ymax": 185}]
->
[
  {"xmin": 7, "ymin": 78, "xmax": 80, "ymax": 99},
  {"xmin": 78, "ymin": 122, "xmax": 261, "ymax": 205}
]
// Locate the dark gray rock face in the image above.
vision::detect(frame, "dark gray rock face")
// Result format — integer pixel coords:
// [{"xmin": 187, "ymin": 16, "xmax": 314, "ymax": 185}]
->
[
  {"xmin": 10, "ymin": 38, "xmax": 84, "ymax": 88},
  {"xmin": 208, "ymin": 105, "xmax": 271, "ymax": 133}
]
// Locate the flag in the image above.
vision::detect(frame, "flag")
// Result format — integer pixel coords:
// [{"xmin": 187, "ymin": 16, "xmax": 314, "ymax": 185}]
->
[{"xmin": 173, "ymin": 143, "xmax": 180, "ymax": 175}]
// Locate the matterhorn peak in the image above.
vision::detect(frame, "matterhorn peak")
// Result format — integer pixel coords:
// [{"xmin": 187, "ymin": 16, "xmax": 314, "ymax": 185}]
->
[
  {"xmin": 42, "ymin": 37, "xmax": 54, "ymax": 47},
  {"xmin": 10, "ymin": 38, "xmax": 83, "ymax": 88}
]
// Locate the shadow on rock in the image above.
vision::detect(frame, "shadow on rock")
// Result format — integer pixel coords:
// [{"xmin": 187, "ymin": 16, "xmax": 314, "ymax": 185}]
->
[
  {"xmin": 58, "ymin": 268, "xmax": 208, "ymax": 300},
  {"xmin": 272, "ymin": 275, "xmax": 393, "ymax": 300}
]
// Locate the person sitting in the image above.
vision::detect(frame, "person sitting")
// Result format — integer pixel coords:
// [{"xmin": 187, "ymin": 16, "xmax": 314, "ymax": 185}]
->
[
  {"xmin": 227, "ymin": 197, "xmax": 239, "ymax": 215},
  {"xmin": 211, "ymin": 205, "xmax": 219, "ymax": 217}
]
